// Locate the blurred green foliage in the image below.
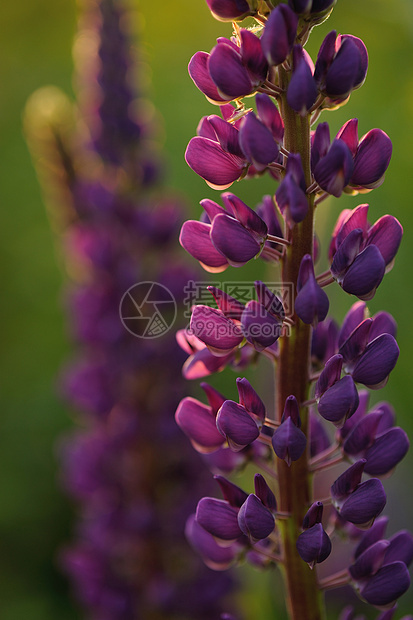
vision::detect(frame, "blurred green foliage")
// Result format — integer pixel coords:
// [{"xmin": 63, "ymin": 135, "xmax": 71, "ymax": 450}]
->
[{"xmin": 0, "ymin": 0, "xmax": 412, "ymax": 618}]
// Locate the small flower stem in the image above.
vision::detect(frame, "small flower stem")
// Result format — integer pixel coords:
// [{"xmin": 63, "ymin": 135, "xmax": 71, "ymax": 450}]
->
[
  {"xmin": 301, "ymin": 397, "xmax": 316, "ymax": 407},
  {"xmin": 314, "ymin": 192, "xmax": 329, "ymax": 205},
  {"xmin": 318, "ymin": 571, "xmax": 350, "ymax": 591},
  {"xmin": 317, "ymin": 276, "xmax": 335, "ymax": 288},
  {"xmin": 273, "ymin": 67, "xmax": 327, "ymax": 620},
  {"xmin": 309, "ymin": 442, "xmax": 340, "ymax": 465},
  {"xmin": 266, "ymin": 234, "xmax": 291, "ymax": 246},
  {"xmin": 310, "ymin": 453, "xmax": 344, "ymax": 473}
]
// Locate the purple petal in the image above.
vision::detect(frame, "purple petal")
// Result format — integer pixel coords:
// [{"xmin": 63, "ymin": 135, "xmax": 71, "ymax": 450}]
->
[
  {"xmin": 216, "ymin": 400, "xmax": 260, "ymax": 450},
  {"xmin": 175, "ymin": 397, "xmax": 225, "ymax": 452},
  {"xmin": 190, "ymin": 305, "xmax": 244, "ymax": 352},
  {"xmin": 271, "ymin": 417, "xmax": 307, "ymax": 465},
  {"xmin": 370, "ymin": 311, "xmax": 397, "ymax": 341},
  {"xmin": 214, "ymin": 475, "xmax": 249, "ymax": 508},
  {"xmin": 340, "ymin": 478, "xmax": 386, "ymax": 525},
  {"xmin": 318, "ymin": 375, "xmax": 359, "ymax": 427},
  {"xmin": 340, "ymin": 35, "xmax": 368, "ymax": 88},
  {"xmin": 309, "ymin": 412, "xmax": 331, "ymax": 458},
  {"xmin": 207, "ymin": 286, "xmax": 245, "ymax": 321},
  {"xmin": 188, "ymin": 51, "xmax": 226, "ymax": 103},
  {"xmin": 185, "ymin": 136, "xmax": 245, "ymax": 189},
  {"xmin": 207, "ymin": 115, "xmax": 244, "ymax": 157},
  {"xmin": 325, "ymin": 37, "xmax": 364, "ymax": 97},
  {"xmin": 331, "ymin": 459, "xmax": 366, "ymax": 499},
  {"xmin": 238, "ymin": 494, "xmax": 275, "ymax": 540},
  {"xmin": 384, "ymin": 530, "xmax": 413, "ymax": 568},
  {"xmin": 210, "ymin": 214, "xmax": 260, "ymax": 267},
  {"xmin": 200, "ymin": 382, "xmax": 227, "ymax": 415},
  {"xmin": 261, "ymin": 4, "xmax": 299, "ymax": 66},
  {"xmin": 354, "ymin": 515, "xmax": 389, "ymax": 559},
  {"xmin": 338, "ymin": 300, "xmax": 367, "ymax": 348},
  {"xmin": 236, "ymin": 377, "xmax": 266, "ymax": 421},
  {"xmin": 351, "ymin": 333, "xmax": 399, "ymax": 388},
  {"xmin": 209, "ymin": 42, "xmax": 253, "ymax": 100},
  {"xmin": 330, "ymin": 228, "xmax": 364, "ymax": 279},
  {"xmin": 254, "ymin": 474, "xmax": 277, "ymax": 512},
  {"xmin": 342, "ymin": 411, "xmax": 384, "ymax": 456},
  {"xmin": 183, "ymin": 347, "xmax": 234, "ymax": 379},
  {"xmin": 295, "ymin": 255, "xmax": 329, "ymax": 325},
  {"xmin": 185, "ymin": 514, "xmax": 236, "ymax": 570},
  {"xmin": 196, "ymin": 497, "xmax": 242, "ymax": 540},
  {"xmin": 351, "ymin": 128, "xmax": 392, "ymax": 188},
  {"xmin": 367, "ymin": 215, "xmax": 403, "ymax": 268},
  {"xmin": 200, "ymin": 197, "xmax": 229, "ymax": 221},
  {"xmin": 314, "ymin": 139, "xmax": 354, "ymax": 197},
  {"xmin": 296, "ymin": 523, "xmax": 332, "ymax": 565},
  {"xmin": 303, "ymin": 501, "xmax": 324, "ymax": 529},
  {"xmin": 239, "ymin": 112, "xmax": 279, "ymax": 171},
  {"xmin": 314, "ymin": 30, "xmax": 337, "ymax": 87},
  {"xmin": 179, "ymin": 220, "xmax": 228, "ymax": 272},
  {"xmin": 240, "ymin": 29, "xmax": 268, "ymax": 83},
  {"xmin": 349, "ymin": 540, "xmax": 390, "ymax": 580},
  {"xmin": 241, "ymin": 300, "xmax": 283, "ymax": 350},
  {"xmin": 360, "ymin": 561, "xmax": 410, "ymax": 607},
  {"xmin": 341, "ymin": 245, "xmax": 386, "ymax": 299},
  {"xmin": 222, "ymin": 192, "xmax": 268, "ymax": 238},
  {"xmin": 287, "ymin": 49, "xmax": 318, "ymax": 114},
  {"xmin": 336, "ymin": 118, "xmax": 359, "ymax": 156},
  {"xmin": 311, "ymin": 122, "xmax": 331, "ymax": 171},
  {"xmin": 275, "ymin": 173, "xmax": 309, "ymax": 226},
  {"xmin": 254, "ymin": 280, "xmax": 285, "ymax": 320},
  {"xmin": 339, "ymin": 317, "xmax": 372, "ymax": 366},
  {"xmin": 256, "ymin": 93, "xmax": 284, "ymax": 143},
  {"xmin": 364, "ymin": 427, "xmax": 409, "ymax": 476},
  {"xmin": 205, "ymin": 0, "xmax": 252, "ymax": 21},
  {"xmin": 282, "ymin": 394, "xmax": 301, "ymax": 427},
  {"xmin": 335, "ymin": 203, "xmax": 369, "ymax": 249},
  {"xmin": 315, "ymin": 353, "xmax": 343, "ymax": 399}
]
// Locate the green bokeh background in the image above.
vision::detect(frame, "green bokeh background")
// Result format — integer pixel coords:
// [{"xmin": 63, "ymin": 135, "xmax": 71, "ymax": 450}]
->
[{"xmin": 0, "ymin": 0, "xmax": 412, "ymax": 618}]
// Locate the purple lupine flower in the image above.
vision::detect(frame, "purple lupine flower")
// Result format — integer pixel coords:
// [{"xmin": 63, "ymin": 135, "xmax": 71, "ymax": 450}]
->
[
  {"xmin": 287, "ymin": 46, "xmax": 318, "ymax": 115},
  {"xmin": 295, "ymin": 254, "xmax": 329, "ymax": 325},
  {"xmin": 205, "ymin": 0, "xmax": 254, "ymax": 22},
  {"xmin": 313, "ymin": 138, "xmax": 354, "ymax": 197},
  {"xmin": 272, "ymin": 396, "xmax": 307, "ymax": 465},
  {"xmin": 261, "ymin": 4, "xmax": 299, "ymax": 67},
  {"xmin": 296, "ymin": 502, "xmax": 332, "ymax": 567},
  {"xmin": 275, "ymin": 153, "xmax": 309, "ymax": 226},
  {"xmin": 237, "ymin": 494, "xmax": 275, "ymax": 541},
  {"xmin": 329, "ymin": 203, "xmax": 402, "ymax": 299}
]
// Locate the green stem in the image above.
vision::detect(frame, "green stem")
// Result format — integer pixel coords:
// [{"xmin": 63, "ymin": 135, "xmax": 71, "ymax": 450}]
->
[{"xmin": 274, "ymin": 68, "xmax": 326, "ymax": 620}]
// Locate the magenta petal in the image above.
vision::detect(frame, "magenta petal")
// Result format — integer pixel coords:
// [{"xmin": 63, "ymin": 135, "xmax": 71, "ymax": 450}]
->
[
  {"xmin": 239, "ymin": 112, "xmax": 279, "ymax": 171},
  {"xmin": 256, "ymin": 93, "xmax": 284, "ymax": 143},
  {"xmin": 175, "ymin": 397, "xmax": 225, "ymax": 452},
  {"xmin": 254, "ymin": 474, "xmax": 277, "ymax": 512},
  {"xmin": 196, "ymin": 497, "xmax": 242, "ymax": 540},
  {"xmin": 211, "ymin": 213, "xmax": 261, "ymax": 266},
  {"xmin": 180, "ymin": 220, "xmax": 228, "ymax": 271},
  {"xmin": 351, "ymin": 333, "xmax": 399, "ymax": 388},
  {"xmin": 207, "ymin": 286, "xmax": 246, "ymax": 321},
  {"xmin": 240, "ymin": 29, "xmax": 268, "ymax": 83},
  {"xmin": 191, "ymin": 305, "xmax": 244, "ymax": 352},
  {"xmin": 216, "ymin": 400, "xmax": 260, "ymax": 450},
  {"xmin": 236, "ymin": 377, "xmax": 266, "ymax": 422},
  {"xmin": 200, "ymin": 382, "xmax": 227, "ymax": 415},
  {"xmin": 261, "ymin": 4, "xmax": 298, "ymax": 66},
  {"xmin": 214, "ymin": 475, "xmax": 249, "ymax": 508},
  {"xmin": 222, "ymin": 192, "xmax": 268, "ymax": 239},
  {"xmin": 207, "ymin": 115, "xmax": 244, "ymax": 157},
  {"xmin": 209, "ymin": 42, "xmax": 253, "ymax": 100},
  {"xmin": 336, "ymin": 118, "xmax": 359, "ymax": 157},
  {"xmin": 183, "ymin": 347, "xmax": 234, "ymax": 379},
  {"xmin": 367, "ymin": 215, "xmax": 403, "ymax": 267},
  {"xmin": 185, "ymin": 136, "xmax": 245, "ymax": 189},
  {"xmin": 352, "ymin": 128, "xmax": 392, "ymax": 188},
  {"xmin": 335, "ymin": 203, "xmax": 369, "ymax": 248},
  {"xmin": 188, "ymin": 51, "xmax": 226, "ymax": 103}
]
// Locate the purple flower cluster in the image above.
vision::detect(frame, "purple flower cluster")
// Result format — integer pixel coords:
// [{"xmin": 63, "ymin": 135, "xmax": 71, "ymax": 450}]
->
[
  {"xmin": 26, "ymin": 0, "xmax": 235, "ymax": 618},
  {"xmin": 176, "ymin": 1, "xmax": 411, "ymax": 618}
]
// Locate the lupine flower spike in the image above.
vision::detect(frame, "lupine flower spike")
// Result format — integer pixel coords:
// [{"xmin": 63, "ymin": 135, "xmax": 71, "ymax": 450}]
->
[{"xmin": 177, "ymin": 1, "xmax": 410, "ymax": 619}]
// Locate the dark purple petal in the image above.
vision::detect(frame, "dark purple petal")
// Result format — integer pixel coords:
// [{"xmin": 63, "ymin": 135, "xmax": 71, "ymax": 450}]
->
[
  {"xmin": 315, "ymin": 353, "xmax": 343, "ymax": 399},
  {"xmin": 295, "ymin": 255, "xmax": 329, "ymax": 325},
  {"xmin": 342, "ymin": 411, "xmax": 384, "ymax": 456},
  {"xmin": 236, "ymin": 377, "xmax": 266, "ymax": 422},
  {"xmin": 209, "ymin": 42, "xmax": 253, "ymax": 100},
  {"xmin": 214, "ymin": 475, "xmax": 249, "ymax": 508},
  {"xmin": 175, "ymin": 397, "xmax": 225, "ymax": 452},
  {"xmin": 239, "ymin": 112, "xmax": 279, "ymax": 171},
  {"xmin": 207, "ymin": 286, "xmax": 246, "ymax": 321},
  {"xmin": 370, "ymin": 311, "xmax": 397, "ymax": 341},
  {"xmin": 261, "ymin": 4, "xmax": 299, "ymax": 66},
  {"xmin": 240, "ymin": 29, "xmax": 268, "ymax": 83},
  {"xmin": 256, "ymin": 195, "xmax": 284, "ymax": 242},
  {"xmin": 367, "ymin": 215, "xmax": 403, "ymax": 268},
  {"xmin": 360, "ymin": 561, "xmax": 410, "ymax": 607},
  {"xmin": 256, "ymin": 93, "xmax": 284, "ymax": 143},
  {"xmin": 222, "ymin": 192, "xmax": 268, "ymax": 238},
  {"xmin": 196, "ymin": 497, "xmax": 242, "ymax": 540},
  {"xmin": 287, "ymin": 49, "xmax": 318, "ymax": 114},
  {"xmin": 330, "ymin": 228, "xmax": 364, "ymax": 279},
  {"xmin": 314, "ymin": 139, "xmax": 354, "ymax": 197},
  {"xmin": 254, "ymin": 281, "xmax": 285, "ymax": 320},
  {"xmin": 272, "ymin": 417, "xmax": 307, "ymax": 465},
  {"xmin": 339, "ymin": 318, "xmax": 372, "ymax": 366},
  {"xmin": 190, "ymin": 305, "xmax": 244, "ymax": 352},
  {"xmin": 185, "ymin": 514, "xmax": 236, "ymax": 570},
  {"xmin": 276, "ymin": 173, "xmax": 309, "ymax": 227},
  {"xmin": 216, "ymin": 400, "xmax": 260, "ymax": 450},
  {"xmin": 384, "ymin": 530, "xmax": 413, "ymax": 568},
  {"xmin": 200, "ymin": 197, "xmax": 229, "ymax": 221},
  {"xmin": 188, "ymin": 51, "xmax": 227, "ymax": 103},
  {"xmin": 197, "ymin": 115, "xmax": 220, "ymax": 140},
  {"xmin": 349, "ymin": 540, "xmax": 390, "ymax": 580},
  {"xmin": 309, "ymin": 411, "xmax": 331, "ymax": 457},
  {"xmin": 314, "ymin": 30, "xmax": 337, "ymax": 87},
  {"xmin": 354, "ymin": 516, "xmax": 389, "ymax": 559},
  {"xmin": 303, "ymin": 501, "xmax": 324, "ymax": 529},
  {"xmin": 288, "ymin": 0, "xmax": 312, "ymax": 14},
  {"xmin": 351, "ymin": 128, "xmax": 392, "ymax": 188},
  {"xmin": 200, "ymin": 382, "xmax": 227, "ymax": 415},
  {"xmin": 282, "ymin": 394, "xmax": 301, "ymax": 427},
  {"xmin": 341, "ymin": 245, "xmax": 386, "ymax": 299},
  {"xmin": 340, "ymin": 35, "xmax": 368, "ymax": 89},
  {"xmin": 351, "ymin": 333, "xmax": 399, "ymax": 388},
  {"xmin": 185, "ymin": 136, "xmax": 245, "ymax": 189},
  {"xmin": 311, "ymin": 122, "xmax": 331, "ymax": 171},
  {"xmin": 241, "ymin": 300, "xmax": 282, "ymax": 350},
  {"xmin": 331, "ymin": 459, "xmax": 366, "ymax": 499},
  {"xmin": 364, "ymin": 427, "xmax": 409, "ymax": 476},
  {"xmin": 254, "ymin": 474, "xmax": 277, "ymax": 512},
  {"xmin": 325, "ymin": 37, "xmax": 364, "ymax": 97},
  {"xmin": 296, "ymin": 523, "xmax": 332, "ymax": 565},
  {"xmin": 238, "ymin": 494, "xmax": 275, "ymax": 540},
  {"xmin": 205, "ymin": 0, "xmax": 252, "ymax": 21},
  {"xmin": 338, "ymin": 300, "xmax": 367, "ymax": 348},
  {"xmin": 340, "ymin": 478, "xmax": 386, "ymax": 525},
  {"xmin": 311, "ymin": 318, "xmax": 339, "ymax": 364},
  {"xmin": 211, "ymin": 213, "xmax": 261, "ymax": 266},
  {"xmin": 318, "ymin": 375, "xmax": 359, "ymax": 427},
  {"xmin": 207, "ymin": 115, "xmax": 244, "ymax": 157},
  {"xmin": 180, "ymin": 220, "xmax": 228, "ymax": 272}
]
